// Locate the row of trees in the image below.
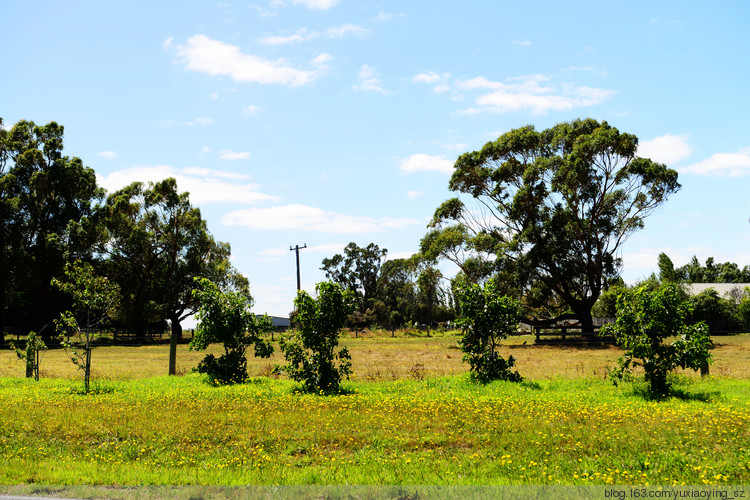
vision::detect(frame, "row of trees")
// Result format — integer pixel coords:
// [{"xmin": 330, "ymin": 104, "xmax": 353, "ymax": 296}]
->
[
  {"xmin": 1, "ymin": 118, "xmax": 243, "ymax": 371},
  {"xmin": 593, "ymin": 253, "xmax": 750, "ymax": 329},
  {"xmin": 320, "ymin": 242, "xmax": 454, "ymax": 331},
  {"xmin": 658, "ymin": 253, "xmax": 750, "ymax": 284}
]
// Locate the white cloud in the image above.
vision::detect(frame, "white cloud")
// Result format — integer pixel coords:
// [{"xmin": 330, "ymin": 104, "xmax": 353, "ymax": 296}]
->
[
  {"xmin": 186, "ymin": 117, "xmax": 213, "ymax": 126},
  {"xmin": 455, "ymin": 74, "xmax": 615, "ymax": 115},
  {"xmin": 222, "ymin": 204, "xmax": 419, "ymax": 233},
  {"xmin": 219, "ymin": 150, "xmax": 251, "ymax": 160},
  {"xmin": 259, "ymin": 247, "xmax": 288, "ymax": 259},
  {"xmin": 260, "ymin": 28, "xmax": 312, "ymax": 45},
  {"xmin": 210, "ymin": 92, "xmax": 219, "ymax": 100},
  {"xmin": 311, "ymin": 53, "xmax": 333, "ymax": 69},
  {"xmin": 413, "ymin": 72, "xmax": 441, "ymax": 84},
  {"xmin": 259, "ymin": 24, "xmax": 366, "ymax": 46},
  {"xmin": 638, "ymin": 134, "xmax": 693, "ymax": 164},
  {"xmin": 681, "ymin": 148, "xmax": 750, "ymax": 177},
  {"xmin": 407, "ymin": 190, "xmax": 424, "ymax": 198},
  {"xmin": 243, "ymin": 105, "xmax": 263, "ymax": 116},
  {"xmin": 512, "ymin": 40, "xmax": 531, "ymax": 46},
  {"xmin": 98, "ymin": 151, "xmax": 117, "ymax": 160},
  {"xmin": 292, "ymin": 0, "xmax": 339, "ymax": 10},
  {"xmin": 174, "ymin": 34, "xmax": 323, "ymax": 86},
  {"xmin": 386, "ymin": 251, "xmax": 415, "ymax": 261},
  {"xmin": 353, "ymin": 65, "xmax": 392, "ymax": 94},
  {"xmin": 261, "ymin": 242, "xmax": 347, "ymax": 261},
  {"xmin": 399, "ymin": 154, "xmax": 454, "ymax": 174},
  {"xmin": 97, "ymin": 165, "xmax": 278, "ymax": 205},
  {"xmin": 182, "ymin": 166, "xmax": 249, "ymax": 180},
  {"xmin": 412, "ymin": 71, "xmax": 452, "ymax": 93},
  {"xmin": 326, "ymin": 24, "xmax": 368, "ymax": 38}
]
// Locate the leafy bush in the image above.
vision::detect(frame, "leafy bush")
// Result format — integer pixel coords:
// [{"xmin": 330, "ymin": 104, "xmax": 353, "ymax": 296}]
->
[
  {"xmin": 277, "ymin": 282, "xmax": 355, "ymax": 393},
  {"xmin": 689, "ymin": 288, "xmax": 739, "ymax": 327},
  {"xmin": 190, "ymin": 278, "xmax": 274, "ymax": 385},
  {"xmin": 602, "ymin": 283, "xmax": 712, "ymax": 397},
  {"xmin": 454, "ymin": 277, "xmax": 522, "ymax": 383}
]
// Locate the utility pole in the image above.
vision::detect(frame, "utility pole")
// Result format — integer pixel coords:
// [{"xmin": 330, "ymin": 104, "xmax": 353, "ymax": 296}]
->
[{"xmin": 290, "ymin": 244, "xmax": 307, "ymax": 291}]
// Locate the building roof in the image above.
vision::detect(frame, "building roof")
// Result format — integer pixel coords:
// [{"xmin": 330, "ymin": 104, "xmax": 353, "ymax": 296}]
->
[{"xmin": 686, "ymin": 283, "xmax": 750, "ymax": 298}]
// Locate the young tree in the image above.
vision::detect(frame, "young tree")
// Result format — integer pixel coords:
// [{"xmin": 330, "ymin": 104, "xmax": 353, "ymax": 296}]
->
[
  {"xmin": 11, "ymin": 330, "xmax": 47, "ymax": 380},
  {"xmin": 424, "ymin": 119, "xmax": 680, "ymax": 332},
  {"xmin": 277, "ymin": 282, "xmax": 355, "ymax": 393},
  {"xmin": 189, "ymin": 278, "xmax": 274, "ymax": 385},
  {"xmin": 602, "ymin": 283, "xmax": 712, "ymax": 396},
  {"xmin": 454, "ymin": 277, "xmax": 522, "ymax": 383},
  {"xmin": 52, "ymin": 261, "xmax": 120, "ymax": 392}
]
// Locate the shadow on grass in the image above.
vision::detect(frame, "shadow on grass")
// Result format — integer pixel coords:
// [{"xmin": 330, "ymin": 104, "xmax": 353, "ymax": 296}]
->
[
  {"xmin": 289, "ymin": 384, "xmax": 358, "ymax": 397},
  {"xmin": 629, "ymin": 382, "xmax": 721, "ymax": 403}
]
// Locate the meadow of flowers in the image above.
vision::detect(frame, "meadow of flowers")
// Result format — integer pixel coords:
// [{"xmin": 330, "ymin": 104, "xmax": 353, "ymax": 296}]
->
[{"xmin": 0, "ymin": 372, "xmax": 748, "ymax": 486}]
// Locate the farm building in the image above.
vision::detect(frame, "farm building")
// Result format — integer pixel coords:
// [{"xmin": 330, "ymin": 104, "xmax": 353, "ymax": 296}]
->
[{"xmin": 685, "ymin": 283, "xmax": 750, "ymax": 299}]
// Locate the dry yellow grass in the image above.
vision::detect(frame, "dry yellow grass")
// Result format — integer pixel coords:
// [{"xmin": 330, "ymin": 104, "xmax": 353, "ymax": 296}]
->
[{"xmin": 1, "ymin": 331, "xmax": 749, "ymax": 381}]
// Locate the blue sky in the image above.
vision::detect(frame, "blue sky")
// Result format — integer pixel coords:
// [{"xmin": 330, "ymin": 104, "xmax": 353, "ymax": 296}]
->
[{"xmin": 3, "ymin": 1, "xmax": 750, "ymax": 320}]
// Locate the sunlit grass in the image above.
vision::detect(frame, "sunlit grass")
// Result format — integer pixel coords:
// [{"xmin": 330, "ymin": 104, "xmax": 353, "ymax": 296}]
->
[
  {"xmin": 1, "ymin": 332, "xmax": 749, "ymax": 486},
  {"xmin": 0, "ymin": 374, "xmax": 748, "ymax": 485}
]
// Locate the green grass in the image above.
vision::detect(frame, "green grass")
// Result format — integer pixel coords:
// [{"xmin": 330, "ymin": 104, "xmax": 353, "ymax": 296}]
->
[
  {"xmin": 0, "ymin": 373, "xmax": 748, "ymax": 487},
  {"xmin": 1, "ymin": 333, "xmax": 750, "ymax": 492}
]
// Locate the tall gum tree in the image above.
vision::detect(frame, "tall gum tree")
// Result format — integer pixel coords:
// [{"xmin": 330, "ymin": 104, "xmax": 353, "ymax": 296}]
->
[
  {"xmin": 0, "ymin": 118, "xmax": 102, "ymax": 341},
  {"xmin": 102, "ymin": 178, "xmax": 244, "ymax": 374},
  {"xmin": 424, "ymin": 119, "xmax": 680, "ymax": 332}
]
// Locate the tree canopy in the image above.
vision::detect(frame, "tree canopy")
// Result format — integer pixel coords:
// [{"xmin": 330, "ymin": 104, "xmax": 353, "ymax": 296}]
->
[
  {"xmin": 0, "ymin": 119, "xmax": 102, "ymax": 341},
  {"xmin": 321, "ymin": 242, "xmax": 387, "ymax": 314},
  {"xmin": 424, "ymin": 118, "xmax": 681, "ymax": 331}
]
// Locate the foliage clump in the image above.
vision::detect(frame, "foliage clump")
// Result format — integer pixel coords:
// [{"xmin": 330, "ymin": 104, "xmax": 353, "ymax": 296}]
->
[
  {"xmin": 277, "ymin": 282, "xmax": 355, "ymax": 393},
  {"xmin": 602, "ymin": 283, "xmax": 712, "ymax": 397},
  {"xmin": 454, "ymin": 277, "xmax": 522, "ymax": 383},
  {"xmin": 10, "ymin": 330, "xmax": 47, "ymax": 380},
  {"xmin": 190, "ymin": 278, "xmax": 274, "ymax": 385}
]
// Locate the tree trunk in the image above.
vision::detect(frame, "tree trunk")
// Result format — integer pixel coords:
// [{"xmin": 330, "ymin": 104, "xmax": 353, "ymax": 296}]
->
[{"xmin": 168, "ymin": 316, "xmax": 182, "ymax": 376}]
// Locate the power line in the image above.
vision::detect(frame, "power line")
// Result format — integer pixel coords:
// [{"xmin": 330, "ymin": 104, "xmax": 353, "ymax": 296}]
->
[{"xmin": 290, "ymin": 244, "xmax": 307, "ymax": 291}]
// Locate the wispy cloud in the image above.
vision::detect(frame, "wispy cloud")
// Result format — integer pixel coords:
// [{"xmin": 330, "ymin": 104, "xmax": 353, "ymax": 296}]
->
[
  {"xmin": 681, "ymin": 148, "xmax": 750, "ymax": 177},
  {"xmin": 638, "ymin": 134, "xmax": 693, "ymax": 164},
  {"xmin": 412, "ymin": 71, "xmax": 452, "ymax": 94},
  {"xmin": 222, "ymin": 204, "xmax": 419, "ymax": 233},
  {"xmin": 260, "ymin": 242, "xmax": 347, "ymax": 261},
  {"xmin": 399, "ymin": 154, "xmax": 454, "ymax": 174},
  {"xmin": 292, "ymin": 0, "xmax": 339, "ymax": 10},
  {"xmin": 259, "ymin": 24, "xmax": 367, "ymax": 45},
  {"xmin": 98, "ymin": 151, "xmax": 117, "ymax": 160},
  {"xmin": 353, "ymin": 65, "xmax": 392, "ymax": 94},
  {"xmin": 243, "ymin": 105, "xmax": 263, "ymax": 116},
  {"xmin": 511, "ymin": 40, "xmax": 531, "ymax": 46},
  {"xmin": 371, "ymin": 12, "xmax": 404, "ymax": 22},
  {"xmin": 455, "ymin": 74, "xmax": 615, "ymax": 115},
  {"xmin": 97, "ymin": 165, "xmax": 278, "ymax": 204},
  {"xmin": 173, "ymin": 34, "xmax": 326, "ymax": 86},
  {"xmin": 271, "ymin": 0, "xmax": 340, "ymax": 10},
  {"xmin": 219, "ymin": 150, "xmax": 251, "ymax": 160}
]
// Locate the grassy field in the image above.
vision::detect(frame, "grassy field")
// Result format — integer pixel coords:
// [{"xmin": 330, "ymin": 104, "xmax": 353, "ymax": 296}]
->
[
  {"xmin": 2, "ymin": 329, "xmax": 750, "ymax": 380},
  {"xmin": 0, "ymin": 331, "xmax": 749, "ymax": 492}
]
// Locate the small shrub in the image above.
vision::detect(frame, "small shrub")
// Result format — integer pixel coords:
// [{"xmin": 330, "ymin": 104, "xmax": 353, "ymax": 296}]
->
[
  {"xmin": 602, "ymin": 283, "xmax": 712, "ymax": 397},
  {"xmin": 190, "ymin": 278, "xmax": 274, "ymax": 385},
  {"xmin": 454, "ymin": 277, "xmax": 522, "ymax": 383},
  {"xmin": 277, "ymin": 282, "xmax": 354, "ymax": 394}
]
